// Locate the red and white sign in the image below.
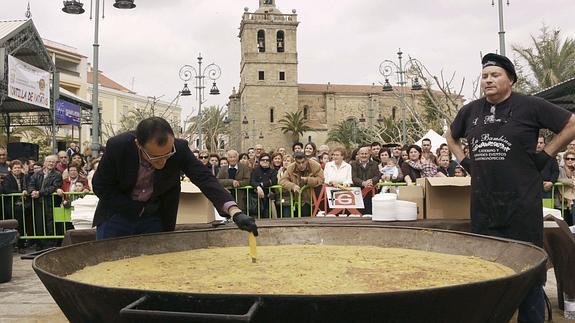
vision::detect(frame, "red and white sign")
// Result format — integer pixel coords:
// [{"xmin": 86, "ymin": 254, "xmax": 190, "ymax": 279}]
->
[{"xmin": 326, "ymin": 187, "xmax": 364, "ymax": 209}]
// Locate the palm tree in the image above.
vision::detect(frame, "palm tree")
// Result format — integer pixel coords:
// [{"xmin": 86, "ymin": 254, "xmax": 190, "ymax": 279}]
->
[
  {"xmin": 277, "ymin": 111, "xmax": 311, "ymax": 143},
  {"xmin": 513, "ymin": 26, "xmax": 575, "ymax": 91},
  {"xmin": 326, "ymin": 119, "xmax": 368, "ymax": 151},
  {"xmin": 184, "ymin": 105, "xmax": 228, "ymax": 152}
]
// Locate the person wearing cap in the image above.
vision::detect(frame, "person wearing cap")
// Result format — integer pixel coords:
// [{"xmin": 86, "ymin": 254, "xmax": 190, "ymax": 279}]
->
[
  {"xmin": 447, "ymin": 53, "xmax": 575, "ymax": 322},
  {"xmin": 92, "ymin": 117, "xmax": 258, "ymax": 239}
]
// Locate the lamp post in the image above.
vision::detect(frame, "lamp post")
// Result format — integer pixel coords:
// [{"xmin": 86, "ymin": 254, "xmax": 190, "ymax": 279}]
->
[
  {"xmin": 491, "ymin": 0, "xmax": 510, "ymax": 56},
  {"xmin": 379, "ymin": 49, "xmax": 423, "ymax": 145},
  {"xmin": 179, "ymin": 54, "xmax": 221, "ymax": 150},
  {"xmin": 62, "ymin": 0, "xmax": 135, "ymax": 157}
]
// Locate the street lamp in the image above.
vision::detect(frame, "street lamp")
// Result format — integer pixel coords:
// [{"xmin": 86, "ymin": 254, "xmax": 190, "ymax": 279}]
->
[
  {"xmin": 378, "ymin": 48, "xmax": 423, "ymax": 145},
  {"xmin": 62, "ymin": 0, "xmax": 135, "ymax": 157},
  {"xmin": 491, "ymin": 0, "xmax": 510, "ymax": 56},
  {"xmin": 179, "ymin": 54, "xmax": 221, "ymax": 150}
]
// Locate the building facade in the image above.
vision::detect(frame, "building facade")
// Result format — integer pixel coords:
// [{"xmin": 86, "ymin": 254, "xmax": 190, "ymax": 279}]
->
[
  {"xmin": 87, "ymin": 68, "xmax": 181, "ymax": 145},
  {"xmin": 227, "ymin": 0, "xmax": 432, "ymax": 152}
]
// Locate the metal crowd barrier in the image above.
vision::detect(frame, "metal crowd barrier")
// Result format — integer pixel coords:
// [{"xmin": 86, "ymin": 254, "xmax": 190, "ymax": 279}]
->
[
  {"xmin": 1, "ymin": 182, "xmax": 570, "ymax": 240},
  {"xmin": 230, "ymin": 181, "xmax": 410, "ymax": 218},
  {"xmin": 0, "ymin": 192, "xmax": 92, "ymax": 240}
]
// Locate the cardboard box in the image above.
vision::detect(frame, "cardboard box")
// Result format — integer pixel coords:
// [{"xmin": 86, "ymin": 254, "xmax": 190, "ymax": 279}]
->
[
  {"xmin": 419, "ymin": 177, "xmax": 471, "ymax": 219},
  {"xmin": 177, "ymin": 182, "xmax": 215, "ymax": 224},
  {"xmin": 396, "ymin": 185, "xmax": 425, "ymax": 219}
]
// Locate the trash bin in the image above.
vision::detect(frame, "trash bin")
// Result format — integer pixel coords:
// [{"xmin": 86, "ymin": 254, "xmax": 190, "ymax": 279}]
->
[{"xmin": 0, "ymin": 229, "xmax": 18, "ymax": 283}]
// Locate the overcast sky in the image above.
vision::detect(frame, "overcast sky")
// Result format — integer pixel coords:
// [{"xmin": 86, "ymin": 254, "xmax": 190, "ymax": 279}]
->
[{"xmin": 3, "ymin": 0, "xmax": 575, "ymax": 119}]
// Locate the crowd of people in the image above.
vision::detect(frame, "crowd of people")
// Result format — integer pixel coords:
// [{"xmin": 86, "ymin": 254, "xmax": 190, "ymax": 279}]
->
[
  {"xmin": 0, "ymin": 130, "xmax": 574, "ymax": 250},
  {"xmin": 0, "ymin": 145, "xmax": 100, "ymax": 250}
]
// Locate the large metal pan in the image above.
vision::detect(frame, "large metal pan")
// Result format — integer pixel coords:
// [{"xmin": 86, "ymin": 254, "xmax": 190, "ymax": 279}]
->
[{"xmin": 33, "ymin": 224, "xmax": 547, "ymax": 323}]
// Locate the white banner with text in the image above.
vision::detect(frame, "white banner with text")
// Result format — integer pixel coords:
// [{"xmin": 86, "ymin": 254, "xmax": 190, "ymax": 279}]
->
[{"xmin": 8, "ymin": 55, "xmax": 50, "ymax": 109}]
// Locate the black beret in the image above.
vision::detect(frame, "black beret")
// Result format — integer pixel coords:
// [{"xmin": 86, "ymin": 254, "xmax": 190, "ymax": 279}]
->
[{"xmin": 481, "ymin": 53, "xmax": 517, "ymax": 84}]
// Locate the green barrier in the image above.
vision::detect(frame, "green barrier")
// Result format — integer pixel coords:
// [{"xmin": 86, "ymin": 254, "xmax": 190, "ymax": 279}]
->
[
  {"xmin": 0, "ymin": 192, "xmax": 93, "ymax": 240},
  {"xmin": 231, "ymin": 185, "xmax": 291, "ymax": 219}
]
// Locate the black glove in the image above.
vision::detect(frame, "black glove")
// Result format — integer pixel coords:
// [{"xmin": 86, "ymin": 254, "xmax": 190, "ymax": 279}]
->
[
  {"xmin": 532, "ymin": 150, "xmax": 551, "ymax": 171},
  {"xmin": 232, "ymin": 212, "xmax": 259, "ymax": 236},
  {"xmin": 459, "ymin": 157, "xmax": 473, "ymax": 176}
]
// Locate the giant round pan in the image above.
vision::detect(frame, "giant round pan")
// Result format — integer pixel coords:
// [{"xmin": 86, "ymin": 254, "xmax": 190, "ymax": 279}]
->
[{"xmin": 33, "ymin": 224, "xmax": 547, "ymax": 323}]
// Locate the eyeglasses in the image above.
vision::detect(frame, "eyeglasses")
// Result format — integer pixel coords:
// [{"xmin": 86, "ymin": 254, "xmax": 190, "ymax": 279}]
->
[
  {"xmin": 199, "ymin": 155, "xmax": 208, "ymax": 159},
  {"xmin": 566, "ymin": 157, "xmax": 575, "ymax": 161},
  {"xmin": 138, "ymin": 144, "xmax": 176, "ymax": 161}
]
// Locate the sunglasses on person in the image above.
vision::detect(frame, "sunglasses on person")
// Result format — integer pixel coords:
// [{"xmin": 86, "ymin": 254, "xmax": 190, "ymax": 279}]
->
[
  {"xmin": 199, "ymin": 155, "xmax": 209, "ymax": 159},
  {"xmin": 566, "ymin": 157, "xmax": 575, "ymax": 161},
  {"xmin": 138, "ymin": 143, "xmax": 176, "ymax": 161}
]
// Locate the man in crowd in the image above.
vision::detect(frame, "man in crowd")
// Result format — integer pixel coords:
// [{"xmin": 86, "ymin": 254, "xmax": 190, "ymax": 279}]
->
[
  {"xmin": 28, "ymin": 155, "xmax": 62, "ymax": 249},
  {"xmin": 447, "ymin": 53, "xmax": 575, "ymax": 323},
  {"xmin": 292, "ymin": 142, "xmax": 304, "ymax": 154},
  {"xmin": 0, "ymin": 148, "xmax": 9, "ymax": 175},
  {"xmin": 391, "ymin": 144, "xmax": 403, "ymax": 166},
  {"xmin": 55, "ymin": 151, "xmax": 69, "ymax": 174},
  {"xmin": 537, "ymin": 135, "xmax": 559, "ymax": 199},
  {"xmin": 254, "ymin": 144, "xmax": 265, "ymax": 161},
  {"xmin": 420, "ymin": 138, "xmax": 437, "ymax": 164},
  {"xmin": 279, "ymin": 151, "xmax": 324, "ymax": 217},
  {"xmin": 217, "ymin": 149, "xmax": 252, "ymax": 211},
  {"xmin": 92, "ymin": 117, "xmax": 258, "ymax": 239},
  {"xmin": 370, "ymin": 142, "xmax": 382, "ymax": 163},
  {"xmin": 352, "ymin": 146, "xmax": 381, "ymax": 214},
  {"xmin": 66, "ymin": 142, "xmax": 79, "ymax": 158}
]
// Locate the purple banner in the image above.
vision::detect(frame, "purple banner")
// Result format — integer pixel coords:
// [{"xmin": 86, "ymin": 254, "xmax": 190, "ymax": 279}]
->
[{"xmin": 55, "ymin": 99, "xmax": 81, "ymax": 126}]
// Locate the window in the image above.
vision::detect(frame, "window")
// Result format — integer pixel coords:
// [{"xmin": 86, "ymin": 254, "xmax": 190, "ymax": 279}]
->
[
  {"xmin": 276, "ymin": 30, "xmax": 285, "ymax": 52},
  {"xmin": 257, "ymin": 30, "xmax": 265, "ymax": 53},
  {"xmin": 392, "ymin": 106, "xmax": 397, "ymax": 120},
  {"xmin": 303, "ymin": 106, "xmax": 309, "ymax": 120},
  {"xmin": 270, "ymin": 108, "xmax": 274, "ymax": 123},
  {"xmin": 259, "ymin": 71, "xmax": 265, "ymax": 80},
  {"xmin": 279, "ymin": 71, "xmax": 285, "ymax": 81}
]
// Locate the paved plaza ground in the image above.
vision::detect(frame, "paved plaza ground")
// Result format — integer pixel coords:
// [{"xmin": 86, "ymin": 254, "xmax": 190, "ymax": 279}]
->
[{"xmin": 0, "ymin": 252, "xmax": 573, "ymax": 322}]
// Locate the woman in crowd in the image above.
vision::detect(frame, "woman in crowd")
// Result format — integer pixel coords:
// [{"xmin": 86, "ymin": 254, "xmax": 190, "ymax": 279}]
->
[
  {"xmin": 453, "ymin": 165, "xmax": 468, "ymax": 178},
  {"xmin": 437, "ymin": 143, "xmax": 457, "ymax": 176},
  {"xmin": 87, "ymin": 158, "xmax": 100, "ymax": 190},
  {"xmin": 276, "ymin": 154, "xmax": 294, "ymax": 217},
  {"xmin": 304, "ymin": 142, "xmax": 318, "ymax": 161},
  {"xmin": 249, "ymin": 153, "xmax": 278, "ymax": 218},
  {"xmin": 208, "ymin": 153, "xmax": 220, "ymax": 176},
  {"xmin": 323, "ymin": 147, "xmax": 352, "ymax": 187},
  {"xmin": 0, "ymin": 160, "xmax": 29, "ymax": 250},
  {"xmin": 247, "ymin": 148, "xmax": 256, "ymax": 169},
  {"xmin": 70, "ymin": 152, "xmax": 87, "ymax": 176},
  {"xmin": 400, "ymin": 148, "xmax": 409, "ymax": 163},
  {"xmin": 557, "ymin": 150, "xmax": 575, "ymax": 225},
  {"xmin": 400, "ymin": 144, "xmax": 423, "ymax": 184},
  {"xmin": 239, "ymin": 153, "xmax": 250, "ymax": 166},
  {"xmin": 271, "ymin": 152, "xmax": 283, "ymax": 172},
  {"xmin": 319, "ymin": 152, "xmax": 330, "ymax": 169},
  {"xmin": 198, "ymin": 151, "xmax": 210, "ymax": 167},
  {"xmin": 437, "ymin": 155, "xmax": 452, "ymax": 176},
  {"xmin": 377, "ymin": 149, "xmax": 392, "ymax": 172}
]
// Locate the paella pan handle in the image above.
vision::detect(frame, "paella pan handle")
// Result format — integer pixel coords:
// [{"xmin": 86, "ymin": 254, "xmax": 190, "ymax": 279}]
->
[{"xmin": 120, "ymin": 295, "xmax": 263, "ymax": 322}]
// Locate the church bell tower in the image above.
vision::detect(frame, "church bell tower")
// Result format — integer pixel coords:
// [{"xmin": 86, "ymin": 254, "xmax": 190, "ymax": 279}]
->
[{"xmin": 230, "ymin": 0, "xmax": 299, "ymax": 151}]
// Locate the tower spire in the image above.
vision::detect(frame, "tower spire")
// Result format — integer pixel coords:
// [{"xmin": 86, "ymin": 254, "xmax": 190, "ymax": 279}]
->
[{"xmin": 25, "ymin": 1, "xmax": 32, "ymax": 19}]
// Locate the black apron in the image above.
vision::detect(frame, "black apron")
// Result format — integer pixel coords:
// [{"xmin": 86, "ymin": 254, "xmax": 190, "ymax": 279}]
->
[{"xmin": 467, "ymin": 99, "xmax": 544, "ymax": 247}]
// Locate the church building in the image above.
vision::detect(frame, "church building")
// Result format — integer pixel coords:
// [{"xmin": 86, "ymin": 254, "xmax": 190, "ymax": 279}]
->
[{"xmin": 227, "ymin": 0, "xmax": 428, "ymax": 152}]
